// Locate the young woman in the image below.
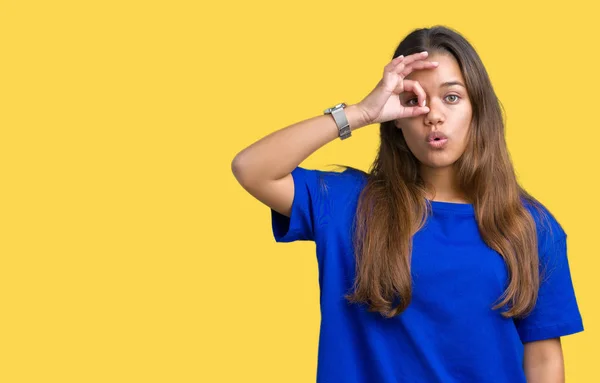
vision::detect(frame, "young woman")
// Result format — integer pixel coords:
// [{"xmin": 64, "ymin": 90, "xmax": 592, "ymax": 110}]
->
[{"xmin": 231, "ymin": 25, "xmax": 584, "ymax": 383}]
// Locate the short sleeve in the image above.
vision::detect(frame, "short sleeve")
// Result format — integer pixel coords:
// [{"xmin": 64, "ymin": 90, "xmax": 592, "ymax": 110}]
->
[
  {"xmin": 270, "ymin": 166, "xmax": 328, "ymax": 243},
  {"xmin": 513, "ymin": 235, "xmax": 584, "ymax": 343}
]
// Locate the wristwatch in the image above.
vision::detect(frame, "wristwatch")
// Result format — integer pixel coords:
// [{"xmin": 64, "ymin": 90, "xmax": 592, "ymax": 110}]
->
[{"xmin": 324, "ymin": 103, "xmax": 351, "ymax": 140}]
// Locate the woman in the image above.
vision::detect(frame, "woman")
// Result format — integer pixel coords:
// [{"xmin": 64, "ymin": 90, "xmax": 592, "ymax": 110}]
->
[{"xmin": 231, "ymin": 25, "xmax": 583, "ymax": 382}]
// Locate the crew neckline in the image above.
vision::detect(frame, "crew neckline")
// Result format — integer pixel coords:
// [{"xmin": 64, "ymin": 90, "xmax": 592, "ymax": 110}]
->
[{"xmin": 426, "ymin": 199, "xmax": 475, "ymax": 215}]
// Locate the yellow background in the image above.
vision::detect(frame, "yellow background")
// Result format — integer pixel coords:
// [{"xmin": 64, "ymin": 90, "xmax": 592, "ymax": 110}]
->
[{"xmin": 1, "ymin": 0, "xmax": 597, "ymax": 382}]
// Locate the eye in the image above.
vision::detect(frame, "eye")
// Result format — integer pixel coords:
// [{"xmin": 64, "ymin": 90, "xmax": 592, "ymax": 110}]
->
[
  {"xmin": 405, "ymin": 97, "xmax": 419, "ymax": 106},
  {"xmin": 404, "ymin": 94, "xmax": 461, "ymax": 106},
  {"xmin": 446, "ymin": 94, "xmax": 460, "ymax": 103}
]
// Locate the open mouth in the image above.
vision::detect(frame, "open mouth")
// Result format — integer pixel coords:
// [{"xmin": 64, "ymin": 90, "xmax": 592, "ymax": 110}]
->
[{"xmin": 427, "ymin": 137, "xmax": 448, "ymax": 149}]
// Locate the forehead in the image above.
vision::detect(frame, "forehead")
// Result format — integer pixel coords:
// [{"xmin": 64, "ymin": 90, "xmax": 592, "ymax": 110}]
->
[{"xmin": 405, "ymin": 53, "xmax": 465, "ymax": 90}]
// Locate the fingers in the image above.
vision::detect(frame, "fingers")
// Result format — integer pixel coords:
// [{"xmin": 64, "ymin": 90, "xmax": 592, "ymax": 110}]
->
[
  {"xmin": 401, "ymin": 80, "xmax": 428, "ymax": 108},
  {"xmin": 400, "ymin": 60, "xmax": 439, "ymax": 78},
  {"xmin": 386, "ymin": 50, "xmax": 427, "ymax": 72},
  {"xmin": 403, "ymin": 104, "xmax": 431, "ymax": 118},
  {"xmin": 382, "ymin": 51, "xmax": 435, "ymax": 119},
  {"xmin": 385, "ymin": 54, "xmax": 405, "ymax": 72},
  {"xmin": 388, "ymin": 51, "xmax": 438, "ymax": 84},
  {"xmin": 400, "ymin": 51, "xmax": 430, "ymax": 66}
]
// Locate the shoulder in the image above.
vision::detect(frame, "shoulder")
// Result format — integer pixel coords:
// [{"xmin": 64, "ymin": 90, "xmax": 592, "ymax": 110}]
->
[
  {"xmin": 521, "ymin": 195, "xmax": 567, "ymax": 255},
  {"xmin": 297, "ymin": 165, "xmax": 368, "ymax": 196},
  {"xmin": 290, "ymin": 165, "xmax": 368, "ymax": 223}
]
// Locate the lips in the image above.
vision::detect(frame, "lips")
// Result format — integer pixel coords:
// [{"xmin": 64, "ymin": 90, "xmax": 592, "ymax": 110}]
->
[{"xmin": 426, "ymin": 131, "xmax": 448, "ymax": 142}]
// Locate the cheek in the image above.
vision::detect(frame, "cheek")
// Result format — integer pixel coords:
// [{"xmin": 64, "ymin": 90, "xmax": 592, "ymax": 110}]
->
[
  {"xmin": 400, "ymin": 128, "xmax": 422, "ymax": 147},
  {"xmin": 453, "ymin": 121, "xmax": 473, "ymax": 153},
  {"xmin": 451, "ymin": 107, "xmax": 472, "ymax": 137},
  {"xmin": 459, "ymin": 104, "xmax": 473, "ymax": 124}
]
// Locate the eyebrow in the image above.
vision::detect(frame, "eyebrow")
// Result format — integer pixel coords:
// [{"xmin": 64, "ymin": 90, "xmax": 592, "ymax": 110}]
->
[
  {"xmin": 441, "ymin": 81, "xmax": 465, "ymax": 88},
  {"xmin": 401, "ymin": 81, "xmax": 466, "ymax": 96}
]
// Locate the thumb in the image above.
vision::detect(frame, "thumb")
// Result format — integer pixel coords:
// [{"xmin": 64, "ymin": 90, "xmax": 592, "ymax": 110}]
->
[{"xmin": 401, "ymin": 105, "xmax": 430, "ymax": 118}]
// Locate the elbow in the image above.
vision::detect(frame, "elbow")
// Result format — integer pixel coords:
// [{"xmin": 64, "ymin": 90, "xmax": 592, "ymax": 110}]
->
[
  {"xmin": 231, "ymin": 155, "xmax": 244, "ymax": 182},
  {"xmin": 231, "ymin": 153, "xmax": 253, "ymax": 187}
]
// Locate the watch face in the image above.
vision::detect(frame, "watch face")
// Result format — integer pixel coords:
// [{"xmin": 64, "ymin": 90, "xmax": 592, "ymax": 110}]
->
[{"xmin": 325, "ymin": 103, "xmax": 346, "ymax": 114}]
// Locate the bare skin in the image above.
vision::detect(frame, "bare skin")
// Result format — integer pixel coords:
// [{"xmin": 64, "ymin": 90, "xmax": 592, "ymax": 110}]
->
[
  {"xmin": 394, "ymin": 53, "xmax": 473, "ymax": 203},
  {"xmin": 232, "ymin": 51, "xmax": 437, "ymax": 217}
]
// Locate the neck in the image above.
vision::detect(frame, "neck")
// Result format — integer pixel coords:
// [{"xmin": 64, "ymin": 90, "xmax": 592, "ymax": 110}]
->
[{"xmin": 420, "ymin": 164, "xmax": 470, "ymax": 203}]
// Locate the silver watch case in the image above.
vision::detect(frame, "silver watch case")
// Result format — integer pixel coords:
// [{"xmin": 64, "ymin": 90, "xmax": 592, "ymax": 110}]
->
[{"xmin": 324, "ymin": 103, "xmax": 351, "ymax": 140}]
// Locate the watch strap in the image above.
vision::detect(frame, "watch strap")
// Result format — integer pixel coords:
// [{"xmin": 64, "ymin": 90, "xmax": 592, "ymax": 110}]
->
[{"xmin": 324, "ymin": 103, "xmax": 352, "ymax": 140}]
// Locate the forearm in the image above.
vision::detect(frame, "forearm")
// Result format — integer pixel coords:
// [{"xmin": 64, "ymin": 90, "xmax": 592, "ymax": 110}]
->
[{"xmin": 231, "ymin": 104, "xmax": 369, "ymax": 185}]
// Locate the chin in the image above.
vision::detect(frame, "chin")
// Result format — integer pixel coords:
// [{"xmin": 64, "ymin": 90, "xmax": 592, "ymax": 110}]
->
[
  {"xmin": 423, "ymin": 162, "xmax": 456, "ymax": 169},
  {"xmin": 418, "ymin": 153, "xmax": 459, "ymax": 168}
]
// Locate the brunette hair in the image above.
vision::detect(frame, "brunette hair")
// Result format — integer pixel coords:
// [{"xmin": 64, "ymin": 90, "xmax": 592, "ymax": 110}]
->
[{"xmin": 329, "ymin": 25, "xmax": 556, "ymax": 319}]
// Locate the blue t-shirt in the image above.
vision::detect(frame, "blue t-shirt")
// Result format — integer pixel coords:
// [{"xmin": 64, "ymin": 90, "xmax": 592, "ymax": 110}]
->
[{"xmin": 270, "ymin": 166, "xmax": 584, "ymax": 383}]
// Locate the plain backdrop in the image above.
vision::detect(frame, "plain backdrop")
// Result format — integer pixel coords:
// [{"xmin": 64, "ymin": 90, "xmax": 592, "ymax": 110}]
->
[{"xmin": 1, "ymin": 0, "xmax": 597, "ymax": 382}]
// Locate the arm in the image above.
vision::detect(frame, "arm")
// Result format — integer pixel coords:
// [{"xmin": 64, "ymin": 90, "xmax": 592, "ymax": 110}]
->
[
  {"xmin": 523, "ymin": 338, "xmax": 565, "ymax": 383},
  {"xmin": 231, "ymin": 52, "xmax": 435, "ymax": 218},
  {"xmin": 231, "ymin": 104, "xmax": 369, "ymax": 217}
]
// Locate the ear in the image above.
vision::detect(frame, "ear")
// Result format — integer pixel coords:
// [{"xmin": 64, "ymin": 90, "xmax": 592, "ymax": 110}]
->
[{"xmin": 393, "ymin": 119, "xmax": 403, "ymax": 130}]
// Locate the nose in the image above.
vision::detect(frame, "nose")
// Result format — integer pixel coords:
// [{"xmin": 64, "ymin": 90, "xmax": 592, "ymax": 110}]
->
[{"xmin": 424, "ymin": 98, "xmax": 444, "ymax": 126}]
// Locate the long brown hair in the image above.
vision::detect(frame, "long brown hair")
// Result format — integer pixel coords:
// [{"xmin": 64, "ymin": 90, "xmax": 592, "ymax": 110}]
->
[{"xmin": 334, "ymin": 26, "xmax": 557, "ymax": 319}]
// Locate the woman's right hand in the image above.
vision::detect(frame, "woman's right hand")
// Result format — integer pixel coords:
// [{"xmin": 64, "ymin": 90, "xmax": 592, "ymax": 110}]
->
[{"xmin": 357, "ymin": 51, "xmax": 439, "ymax": 125}]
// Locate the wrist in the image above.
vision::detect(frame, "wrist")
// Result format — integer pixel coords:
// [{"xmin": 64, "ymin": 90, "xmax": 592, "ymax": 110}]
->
[{"xmin": 345, "ymin": 104, "xmax": 371, "ymax": 131}]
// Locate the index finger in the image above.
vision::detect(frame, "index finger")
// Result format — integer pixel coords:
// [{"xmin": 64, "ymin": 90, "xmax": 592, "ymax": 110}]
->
[
  {"xmin": 402, "ymin": 79, "xmax": 428, "ymax": 109},
  {"xmin": 400, "ymin": 51, "xmax": 430, "ymax": 66}
]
